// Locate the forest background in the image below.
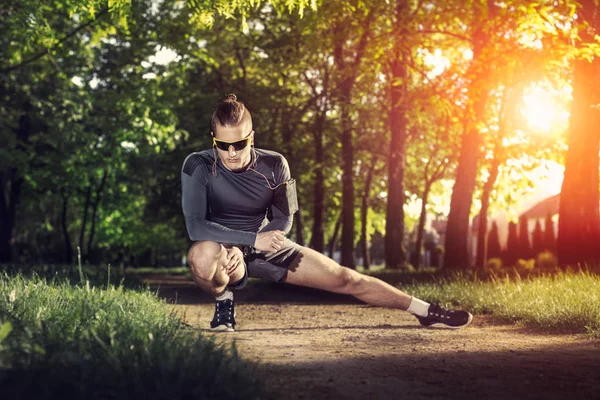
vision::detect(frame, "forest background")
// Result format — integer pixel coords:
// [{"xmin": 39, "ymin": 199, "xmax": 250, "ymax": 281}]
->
[{"xmin": 1, "ymin": 0, "xmax": 599, "ymax": 270}]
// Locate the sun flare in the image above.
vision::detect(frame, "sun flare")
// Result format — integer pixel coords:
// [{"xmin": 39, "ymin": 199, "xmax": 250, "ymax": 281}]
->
[{"xmin": 521, "ymin": 83, "xmax": 571, "ymax": 134}]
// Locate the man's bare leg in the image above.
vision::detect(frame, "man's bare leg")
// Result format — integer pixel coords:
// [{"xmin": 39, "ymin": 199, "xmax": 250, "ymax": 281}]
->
[
  {"xmin": 283, "ymin": 246, "xmax": 412, "ymax": 309},
  {"xmin": 284, "ymin": 246, "xmax": 473, "ymax": 328},
  {"xmin": 187, "ymin": 241, "xmax": 246, "ymax": 331},
  {"xmin": 187, "ymin": 241, "xmax": 245, "ymax": 297}
]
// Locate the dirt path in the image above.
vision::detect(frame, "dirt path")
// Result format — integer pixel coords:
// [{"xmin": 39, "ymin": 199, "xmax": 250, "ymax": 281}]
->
[{"xmin": 144, "ymin": 275, "xmax": 600, "ymax": 400}]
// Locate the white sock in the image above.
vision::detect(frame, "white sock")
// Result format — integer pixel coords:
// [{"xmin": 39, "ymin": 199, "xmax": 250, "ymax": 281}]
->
[
  {"xmin": 407, "ymin": 297, "xmax": 430, "ymax": 317},
  {"xmin": 215, "ymin": 289, "xmax": 233, "ymax": 301}
]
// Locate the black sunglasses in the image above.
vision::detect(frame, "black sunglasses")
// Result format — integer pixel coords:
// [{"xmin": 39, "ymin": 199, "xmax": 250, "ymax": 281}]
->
[{"xmin": 212, "ymin": 130, "xmax": 254, "ymax": 151}]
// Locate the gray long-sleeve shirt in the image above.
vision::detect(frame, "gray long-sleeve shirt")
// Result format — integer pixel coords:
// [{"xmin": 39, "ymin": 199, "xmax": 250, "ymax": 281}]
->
[{"xmin": 181, "ymin": 148, "xmax": 294, "ymax": 246}]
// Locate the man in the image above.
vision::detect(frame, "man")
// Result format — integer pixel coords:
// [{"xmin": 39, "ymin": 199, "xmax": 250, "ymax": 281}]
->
[{"xmin": 181, "ymin": 94, "xmax": 473, "ymax": 332}]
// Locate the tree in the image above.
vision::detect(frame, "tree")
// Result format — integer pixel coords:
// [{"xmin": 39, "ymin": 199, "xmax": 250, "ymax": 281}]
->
[
  {"xmin": 518, "ymin": 216, "xmax": 531, "ymax": 260},
  {"xmin": 443, "ymin": 1, "xmax": 498, "ymax": 269},
  {"xmin": 384, "ymin": 0, "xmax": 412, "ymax": 269},
  {"xmin": 505, "ymin": 221, "xmax": 519, "ymax": 266},
  {"xmin": 332, "ymin": 4, "xmax": 376, "ymax": 269},
  {"xmin": 531, "ymin": 219, "xmax": 544, "ymax": 257},
  {"xmin": 543, "ymin": 213, "xmax": 556, "ymax": 254},
  {"xmin": 486, "ymin": 221, "xmax": 502, "ymax": 261},
  {"xmin": 557, "ymin": 0, "xmax": 600, "ymax": 266}
]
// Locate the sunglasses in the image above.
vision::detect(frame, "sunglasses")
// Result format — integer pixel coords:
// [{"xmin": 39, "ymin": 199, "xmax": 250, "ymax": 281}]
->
[{"xmin": 212, "ymin": 130, "xmax": 254, "ymax": 151}]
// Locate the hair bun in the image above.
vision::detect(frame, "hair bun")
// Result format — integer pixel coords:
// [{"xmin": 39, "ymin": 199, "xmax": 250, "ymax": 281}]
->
[{"xmin": 224, "ymin": 93, "xmax": 237, "ymax": 101}]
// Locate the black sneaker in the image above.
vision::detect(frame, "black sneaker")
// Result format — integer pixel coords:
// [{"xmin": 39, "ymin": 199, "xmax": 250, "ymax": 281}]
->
[
  {"xmin": 416, "ymin": 303, "xmax": 473, "ymax": 329},
  {"xmin": 210, "ymin": 299, "xmax": 236, "ymax": 332}
]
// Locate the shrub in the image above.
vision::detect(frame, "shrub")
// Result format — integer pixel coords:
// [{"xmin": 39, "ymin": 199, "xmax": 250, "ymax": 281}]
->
[
  {"xmin": 516, "ymin": 258, "xmax": 536, "ymax": 271},
  {"xmin": 0, "ymin": 274, "xmax": 262, "ymax": 399},
  {"xmin": 536, "ymin": 251, "xmax": 558, "ymax": 270},
  {"xmin": 485, "ymin": 258, "xmax": 503, "ymax": 271}
]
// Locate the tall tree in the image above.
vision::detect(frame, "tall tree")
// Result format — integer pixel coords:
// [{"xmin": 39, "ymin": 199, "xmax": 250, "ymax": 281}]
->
[
  {"xmin": 385, "ymin": 0, "xmax": 413, "ymax": 269},
  {"xmin": 444, "ymin": 1, "xmax": 497, "ymax": 269},
  {"xmin": 557, "ymin": 0, "xmax": 600, "ymax": 266},
  {"xmin": 518, "ymin": 216, "xmax": 531, "ymax": 260},
  {"xmin": 531, "ymin": 220, "xmax": 544, "ymax": 257},
  {"xmin": 331, "ymin": 4, "xmax": 375, "ymax": 269},
  {"xmin": 543, "ymin": 213, "xmax": 556, "ymax": 253},
  {"xmin": 505, "ymin": 221, "xmax": 519, "ymax": 266},
  {"xmin": 486, "ymin": 221, "xmax": 502, "ymax": 261}
]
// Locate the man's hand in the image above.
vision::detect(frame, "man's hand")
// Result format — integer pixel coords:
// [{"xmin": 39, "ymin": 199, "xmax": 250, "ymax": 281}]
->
[
  {"xmin": 254, "ymin": 230, "xmax": 285, "ymax": 253},
  {"xmin": 224, "ymin": 246, "xmax": 244, "ymax": 275}
]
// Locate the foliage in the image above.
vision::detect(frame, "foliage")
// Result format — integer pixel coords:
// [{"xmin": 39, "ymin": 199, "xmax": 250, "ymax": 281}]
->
[
  {"xmin": 516, "ymin": 258, "xmax": 535, "ymax": 271},
  {"xmin": 1, "ymin": 0, "xmax": 594, "ymax": 267},
  {"xmin": 536, "ymin": 250, "xmax": 558, "ymax": 270},
  {"xmin": 485, "ymin": 257, "xmax": 503, "ymax": 271}
]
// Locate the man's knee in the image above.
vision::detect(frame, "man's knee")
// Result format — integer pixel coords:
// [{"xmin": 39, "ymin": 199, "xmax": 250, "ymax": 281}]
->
[
  {"xmin": 188, "ymin": 241, "xmax": 226, "ymax": 281},
  {"xmin": 337, "ymin": 267, "xmax": 365, "ymax": 293}
]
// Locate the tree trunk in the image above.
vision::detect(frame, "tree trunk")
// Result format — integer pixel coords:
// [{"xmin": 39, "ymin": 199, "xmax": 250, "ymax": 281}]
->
[
  {"xmin": 0, "ymin": 172, "xmax": 23, "ymax": 263},
  {"xmin": 328, "ymin": 212, "xmax": 342, "ymax": 259},
  {"xmin": 0, "ymin": 102, "xmax": 33, "ymax": 263},
  {"xmin": 61, "ymin": 193, "xmax": 73, "ymax": 264},
  {"xmin": 86, "ymin": 169, "xmax": 108, "ymax": 260},
  {"xmin": 443, "ymin": 5, "xmax": 491, "ymax": 269},
  {"xmin": 79, "ymin": 185, "xmax": 92, "ymax": 256},
  {"xmin": 360, "ymin": 160, "xmax": 377, "ymax": 269},
  {"xmin": 414, "ymin": 186, "xmax": 431, "ymax": 269},
  {"xmin": 333, "ymin": 11, "xmax": 374, "ymax": 269},
  {"xmin": 385, "ymin": 0, "xmax": 409, "ymax": 269},
  {"xmin": 558, "ymin": 2, "xmax": 600, "ymax": 265},
  {"xmin": 340, "ymin": 99, "xmax": 356, "ymax": 268},
  {"xmin": 310, "ymin": 109, "xmax": 326, "ymax": 252},
  {"xmin": 295, "ymin": 204, "xmax": 305, "ymax": 246},
  {"xmin": 475, "ymin": 156, "xmax": 500, "ymax": 267}
]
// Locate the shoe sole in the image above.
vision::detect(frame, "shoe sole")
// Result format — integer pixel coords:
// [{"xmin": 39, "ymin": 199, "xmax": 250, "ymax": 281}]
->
[
  {"xmin": 210, "ymin": 310, "xmax": 236, "ymax": 332},
  {"xmin": 425, "ymin": 313, "xmax": 474, "ymax": 329},
  {"xmin": 210, "ymin": 324, "xmax": 235, "ymax": 332}
]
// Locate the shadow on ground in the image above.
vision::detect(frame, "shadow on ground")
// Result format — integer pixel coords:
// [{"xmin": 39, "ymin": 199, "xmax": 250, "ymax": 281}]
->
[
  {"xmin": 254, "ymin": 341, "xmax": 600, "ymax": 400},
  {"xmin": 144, "ymin": 274, "xmax": 365, "ymax": 305},
  {"xmin": 148, "ymin": 273, "xmax": 600, "ymax": 399}
]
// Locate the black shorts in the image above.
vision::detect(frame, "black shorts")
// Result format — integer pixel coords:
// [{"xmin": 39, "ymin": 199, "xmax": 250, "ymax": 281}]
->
[{"xmin": 229, "ymin": 238, "xmax": 302, "ymax": 290}]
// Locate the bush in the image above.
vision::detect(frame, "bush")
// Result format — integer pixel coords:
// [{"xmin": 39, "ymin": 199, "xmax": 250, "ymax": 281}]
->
[
  {"xmin": 516, "ymin": 258, "xmax": 536, "ymax": 271},
  {"xmin": 536, "ymin": 251, "xmax": 559, "ymax": 270},
  {"xmin": 485, "ymin": 258, "xmax": 503, "ymax": 271},
  {"xmin": 0, "ymin": 273, "xmax": 262, "ymax": 399}
]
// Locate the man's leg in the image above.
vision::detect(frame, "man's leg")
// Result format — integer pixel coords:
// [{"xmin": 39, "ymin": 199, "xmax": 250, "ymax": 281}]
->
[
  {"xmin": 283, "ymin": 246, "xmax": 412, "ymax": 309},
  {"xmin": 187, "ymin": 241, "xmax": 246, "ymax": 331},
  {"xmin": 283, "ymin": 245, "xmax": 472, "ymax": 328},
  {"xmin": 187, "ymin": 241, "xmax": 245, "ymax": 296}
]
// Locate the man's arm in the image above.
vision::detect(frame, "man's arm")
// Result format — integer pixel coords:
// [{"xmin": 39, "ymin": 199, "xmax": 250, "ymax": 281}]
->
[
  {"xmin": 259, "ymin": 155, "xmax": 294, "ymax": 235},
  {"xmin": 181, "ymin": 155, "xmax": 257, "ymax": 246}
]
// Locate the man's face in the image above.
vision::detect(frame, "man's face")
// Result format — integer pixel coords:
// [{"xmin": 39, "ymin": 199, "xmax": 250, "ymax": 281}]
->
[{"xmin": 213, "ymin": 121, "xmax": 254, "ymax": 172}]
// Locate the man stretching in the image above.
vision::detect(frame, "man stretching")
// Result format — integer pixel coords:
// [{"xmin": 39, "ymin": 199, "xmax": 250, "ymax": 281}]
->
[{"xmin": 181, "ymin": 94, "xmax": 473, "ymax": 332}]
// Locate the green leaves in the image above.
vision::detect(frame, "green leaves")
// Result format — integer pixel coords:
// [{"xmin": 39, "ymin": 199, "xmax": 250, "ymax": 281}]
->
[{"xmin": 0, "ymin": 321, "xmax": 13, "ymax": 344}]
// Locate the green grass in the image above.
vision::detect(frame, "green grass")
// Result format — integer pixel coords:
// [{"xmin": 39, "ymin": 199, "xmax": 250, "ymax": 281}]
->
[
  {"xmin": 0, "ymin": 273, "xmax": 262, "ymax": 399},
  {"xmin": 401, "ymin": 269, "xmax": 600, "ymax": 338}
]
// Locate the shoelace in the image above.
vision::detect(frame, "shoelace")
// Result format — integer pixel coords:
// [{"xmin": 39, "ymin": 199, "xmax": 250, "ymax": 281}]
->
[
  {"xmin": 429, "ymin": 303, "xmax": 453, "ymax": 320},
  {"xmin": 214, "ymin": 300, "xmax": 234, "ymax": 322}
]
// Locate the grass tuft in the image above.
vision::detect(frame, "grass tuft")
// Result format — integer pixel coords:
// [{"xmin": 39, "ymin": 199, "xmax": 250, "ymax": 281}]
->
[
  {"xmin": 0, "ymin": 273, "xmax": 262, "ymax": 399},
  {"xmin": 401, "ymin": 269, "xmax": 600, "ymax": 337}
]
